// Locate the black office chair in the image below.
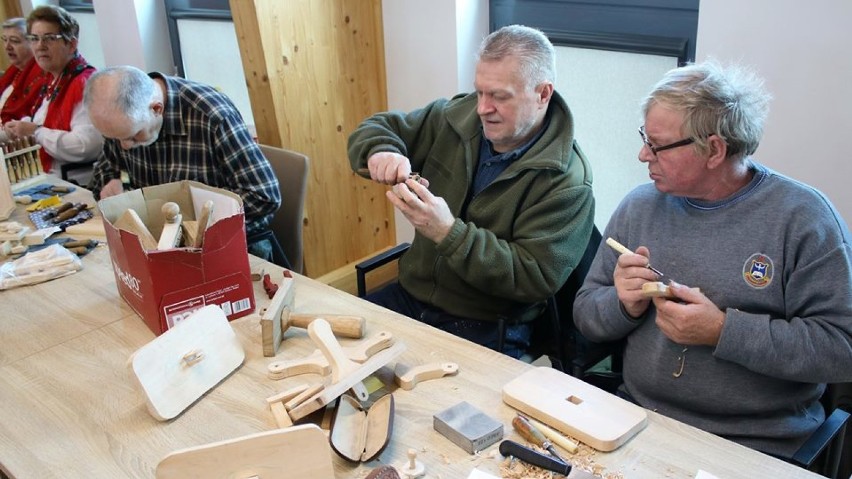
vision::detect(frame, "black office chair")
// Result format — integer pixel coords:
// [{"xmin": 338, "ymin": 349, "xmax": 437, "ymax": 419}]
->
[
  {"xmin": 354, "ymin": 226, "xmax": 609, "ymax": 362},
  {"xmin": 355, "ymin": 241, "xmax": 545, "ymax": 356},
  {"xmin": 790, "ymin": 382, "xmax": 851, "ymax": 478},
  {"xmin": 528, "ymin": 225, "xmax": 624, "ymax": 392}
]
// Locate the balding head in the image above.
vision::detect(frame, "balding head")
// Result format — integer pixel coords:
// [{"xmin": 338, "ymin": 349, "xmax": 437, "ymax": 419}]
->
[{"xmin": 84, "ymin": 66, "xmax": 164, "ymax": 149}]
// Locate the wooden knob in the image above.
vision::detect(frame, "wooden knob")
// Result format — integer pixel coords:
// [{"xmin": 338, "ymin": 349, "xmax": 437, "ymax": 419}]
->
[{"xmin": 162, "ymin": 202, "xmax": 180, "ymax": 222}]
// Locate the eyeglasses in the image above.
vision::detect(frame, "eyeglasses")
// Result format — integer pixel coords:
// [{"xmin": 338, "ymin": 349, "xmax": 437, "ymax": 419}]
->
[
  {"xmin": 638, "ymin": 126, "xmax": 695, "ymax": 155},
  {"xmin": 24, "ymin": 33, "xmax": 66, "ymax": 44},
  {"xmin": 1, "ymin": 35, "xmax": 25, "ymax": 45}
]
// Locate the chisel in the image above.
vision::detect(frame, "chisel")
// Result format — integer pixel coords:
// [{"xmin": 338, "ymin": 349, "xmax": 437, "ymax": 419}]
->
[{"xmin": 512, "ymin": 414, "xmax": 566, "ymax": 463}]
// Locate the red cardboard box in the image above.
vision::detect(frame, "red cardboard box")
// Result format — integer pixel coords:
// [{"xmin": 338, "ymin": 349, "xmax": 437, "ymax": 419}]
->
[{"xmin": 99, "ymin": 181, "xmax": 255, "ymax": 335}]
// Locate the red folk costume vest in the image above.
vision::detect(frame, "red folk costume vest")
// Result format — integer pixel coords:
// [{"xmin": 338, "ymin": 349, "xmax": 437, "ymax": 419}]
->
[
  {"xmin": 0, "ymin": 58, "xmax": 46, "ymax": 123},
  {"xmin": 32, "ymin": 53, "xmax": 95, "ymax": 172}
]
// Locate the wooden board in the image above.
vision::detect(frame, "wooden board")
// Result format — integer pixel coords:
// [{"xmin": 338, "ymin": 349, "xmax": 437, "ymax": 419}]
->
[
  {"xmin": 130, "ymin": 305, "xmax": 245, "ymax": 420},
  {"xmin": 155, "ymin": 424, "xmax": 334, "ymax": 479},
  {"xmin": 502, "ymin": 367, "xmax": 647, "ymax": 451}
]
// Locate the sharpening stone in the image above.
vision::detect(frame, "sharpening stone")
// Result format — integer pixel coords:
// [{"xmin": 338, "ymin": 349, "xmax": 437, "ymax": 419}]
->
[{"xmin": 433, "ymin": 401, "xmax": 503, "ymax": 454}]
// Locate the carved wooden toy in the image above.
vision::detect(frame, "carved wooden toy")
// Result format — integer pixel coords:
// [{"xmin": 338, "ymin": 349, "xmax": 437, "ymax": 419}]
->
[
  {"xmin": 267, "ymin": 331, "xmax": 393, "ymax": 380},
  {"xmin": 286, "ymin": 318, "xmax": 405, "ymax": 422},
  {"xmin": 261, "ymin": 276, "xmax": 366, "ymax": 357},
  {"xmin": 157, "ymin": 202, "xmax": 183, "ymax": 250},
  {"xmin": 396, "ymin": 449, "xmax": 425, "ymax": 478},
  {"xmin": 394, "ymin": 361, "xmax": 459, "ymax": 390}
]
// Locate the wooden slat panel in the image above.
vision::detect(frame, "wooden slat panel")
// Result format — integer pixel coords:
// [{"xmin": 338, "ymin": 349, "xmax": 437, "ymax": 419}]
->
[{"xmin": 230, "ymin": 0, "xmax": 395, "ymax": 278}]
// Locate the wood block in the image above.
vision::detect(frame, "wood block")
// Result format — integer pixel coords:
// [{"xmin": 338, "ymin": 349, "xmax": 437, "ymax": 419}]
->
[
  {"xmin": 181, "ymin": 220, "xmax": 198, "ymax": 247},
  {"xmin": 114, "ymin": 209, "xmax": 157, "ymax": 250},
  {"xmin": 155, "ymin": 424, "xmax": 334, "ymax": 479},
  {"xmin": 433, "ymin": 401, "xmax": 503, "ymax": 454},
  {"xmin": 502, "ymin": 367, "xmax": 647, "ymax": 451},
  {"xmin": 194, "ymin": 200, "xmax": 214, "ymax": 248},
  {"xmin": 260, "ymin": 276, "xmax": 296, "ymax": 357},
  {"xmin": 270, "ymin": 401, "xmax": 292, "ymax": 428}
]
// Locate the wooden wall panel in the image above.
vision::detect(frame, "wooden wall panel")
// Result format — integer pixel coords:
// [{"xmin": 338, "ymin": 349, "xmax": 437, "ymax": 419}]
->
[{"xmin": 230, "ymin": 0, "xmax": 395, "ymax": 278}]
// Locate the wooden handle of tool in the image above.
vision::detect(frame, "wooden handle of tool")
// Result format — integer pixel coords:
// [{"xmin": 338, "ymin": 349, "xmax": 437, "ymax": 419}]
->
[
  {"xmin": 513, "ymin": 415, "xmax": 549, "ymax": 449},
  {"xmin": 288, "ymin": 314, "xmax": 366, "ymax": 339},
  {"xmin": 605, "ymin": 237, "xmax": 633, "ymax": 255},
  {"xmin": 55, "ymin": 204, "xmax": 84, "ymax": 222},
  {"xmin": 526, "ymin": 416, "xmax": 579, "ymax": 453}
]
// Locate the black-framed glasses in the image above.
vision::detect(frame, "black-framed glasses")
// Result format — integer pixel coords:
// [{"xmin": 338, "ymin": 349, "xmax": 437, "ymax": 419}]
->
[
  {"xmin": 638, "ymin": 126, "xmax": 695, "ymax": 155},
  {"xmin": 24, "ymin": 33, "xmax": 66, "ymax": 44}
]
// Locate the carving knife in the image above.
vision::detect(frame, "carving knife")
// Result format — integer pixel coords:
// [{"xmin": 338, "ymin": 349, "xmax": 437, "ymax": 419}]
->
[{"xmin": 605, "ymin": 237, "xmax": 665, "ymax": 278}]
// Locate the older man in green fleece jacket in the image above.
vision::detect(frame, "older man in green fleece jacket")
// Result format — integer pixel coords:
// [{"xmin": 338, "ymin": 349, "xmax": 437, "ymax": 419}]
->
[{"xmin": 348, "ymin": 25, "xmax": 595, "ymax": 358}]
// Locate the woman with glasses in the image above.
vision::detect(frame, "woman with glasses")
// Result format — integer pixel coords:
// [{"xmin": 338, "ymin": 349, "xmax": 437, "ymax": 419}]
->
[
  {"xmin": 0, "ymin": 17, "xmax": 45, "ymax": 127},
  {"xmin": 3, "ymin": 5, "xmax": 102, "ymax": 184}
]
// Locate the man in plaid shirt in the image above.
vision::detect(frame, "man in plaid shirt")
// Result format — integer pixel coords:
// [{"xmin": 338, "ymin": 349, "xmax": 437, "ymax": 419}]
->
[{"xmin": 84, "ymin": 66, "xmax": 281, "ymax": 262}]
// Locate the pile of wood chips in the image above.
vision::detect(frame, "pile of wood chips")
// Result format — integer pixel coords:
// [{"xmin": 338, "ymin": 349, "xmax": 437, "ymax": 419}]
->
[{"xmin": 498, "ymin": 441, "xmax": 625, "ymax": 479}]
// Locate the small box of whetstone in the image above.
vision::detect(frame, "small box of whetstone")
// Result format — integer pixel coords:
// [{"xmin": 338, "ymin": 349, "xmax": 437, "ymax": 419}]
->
[{"xmin": 433, "ymin": 401, "xmax": 503, "ymax": 454}]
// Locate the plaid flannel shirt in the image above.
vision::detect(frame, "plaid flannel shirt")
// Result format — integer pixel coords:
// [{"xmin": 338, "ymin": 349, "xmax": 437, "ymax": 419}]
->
[{"xmin": 90, "ymin": 73, "xmax": 280, "ymax": 236}]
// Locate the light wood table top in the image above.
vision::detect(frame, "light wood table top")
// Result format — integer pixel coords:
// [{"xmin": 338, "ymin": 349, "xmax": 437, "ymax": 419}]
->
[{"xmin": 0, "ymin": 184, "xmax": 821, "ymax": 479}]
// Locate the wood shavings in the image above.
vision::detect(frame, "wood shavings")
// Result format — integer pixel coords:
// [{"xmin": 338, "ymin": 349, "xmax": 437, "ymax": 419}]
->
[{"xmin": 497, "ymin": 439, "xmax": 626, "ymax": 479}]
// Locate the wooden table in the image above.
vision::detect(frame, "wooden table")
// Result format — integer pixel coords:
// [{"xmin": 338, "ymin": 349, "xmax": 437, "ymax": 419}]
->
[{"xmin": 0, "ymin": 184, "xmax": 821, "ymax": 479}]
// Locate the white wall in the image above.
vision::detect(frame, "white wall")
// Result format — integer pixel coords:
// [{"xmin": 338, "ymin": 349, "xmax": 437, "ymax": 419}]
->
[
  {"xmin": 555, "ymin": 47, "xmax": 676, "ymax": 229},
  {"xmin": 382, "ymin": 0, "xmax": 489, "ymax": 243},
  {"xmin": 697, "ymin": 0, "xmax": 852, "ymax": 224},
  {"xmin": 178, "ymin": 19, "xmax": 253, "ymax": 124}
]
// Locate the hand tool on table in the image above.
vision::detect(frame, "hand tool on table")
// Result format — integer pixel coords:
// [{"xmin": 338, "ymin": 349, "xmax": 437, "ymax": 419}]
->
[
  {"xmin": 261, "ymin": 275, "xmax": 366, "ymax": 357},
  {"xmin": 605, "ymin": 237, "xmax": 665, "ymax": 278},
  {"xmin": 525, "ymin": 415, "xmax": 578, "ymax": 454},
  {"xmin": 499, "ymin": 440, "xmax": 570, "ymax": 476},
  {"xmin": 53, "ymin": 203, "xmax": 89, "ymax": 223},
  {"xmin": 44, "ymin": 201, "xmax": 73, "ymax": 220},
  {"xmin": 512, "ymin": 414, "xmax": 566, "ymax": 463}
]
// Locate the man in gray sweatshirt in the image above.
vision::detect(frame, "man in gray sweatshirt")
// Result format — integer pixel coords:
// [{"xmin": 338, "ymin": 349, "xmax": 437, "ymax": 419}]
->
[{"xmin": 574, "ymin": 61, "xmax": 852, "ymax": 459}]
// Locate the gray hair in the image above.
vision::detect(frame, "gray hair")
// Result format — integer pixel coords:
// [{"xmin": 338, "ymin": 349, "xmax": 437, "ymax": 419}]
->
[
  {"xmin": 84, "ymin": 66, "xmax": 157, "ymax": 126},
  {"xmin": 642, "ymin": 60, "xmax": 771, "ymax": 159},
  {"xmin": 2, "ymin": 18, "xmax": 26, "ymax": 33},
  {"xmin": 477, "ymin": 24, "xmax": 556, "ymax": 88}
]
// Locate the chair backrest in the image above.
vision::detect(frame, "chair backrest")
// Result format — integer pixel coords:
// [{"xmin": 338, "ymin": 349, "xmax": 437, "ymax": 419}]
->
[
  {"xmin": 532, "ymin": 224, "xmax": 623, "ymax": 388},
  {"xmin": 259, "ymin": 144, "xmax": 309, "ymax": 274}
]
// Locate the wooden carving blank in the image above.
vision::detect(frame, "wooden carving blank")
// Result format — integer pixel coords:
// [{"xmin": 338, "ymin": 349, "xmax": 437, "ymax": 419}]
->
[
  {"xmin": 641, "ymin": 281, "xmax": 700, "ymax": 298},
  {"xmin": 155, "ymin": 424, "xmax": 334, "ymax": 479},
  {"xmin": 114, "ymin": 209, "xmax": 158, "ymax": 250},
  {"xmin": 130, "ymin": 305, "xmax": 245, "ymax": 420},
  {"xmin": 502, "ymin": 367, "xmax": 647, "ymax": 451}
]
